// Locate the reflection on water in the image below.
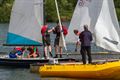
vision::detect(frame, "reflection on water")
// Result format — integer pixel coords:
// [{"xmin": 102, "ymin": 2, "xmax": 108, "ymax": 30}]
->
[
  {"xmin": 41, "ymin": 78, "xmax": 83, "ymax": 80},
  {"xmin": 0, "ymin": 67, "xmax": 40, "ymax": 80}
]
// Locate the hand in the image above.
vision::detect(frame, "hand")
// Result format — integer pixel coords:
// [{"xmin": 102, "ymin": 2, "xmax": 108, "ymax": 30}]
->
[
  {"xmin": 52, "ymin": 27, "xmax": 55, "ymax": 30},
  {"xmin": 61, "ymin": 30, "xmax": 63, "ymax": 32},
  {"xmin": 75, "ymin": 48, "xmax": 77, "ymax": 52}
]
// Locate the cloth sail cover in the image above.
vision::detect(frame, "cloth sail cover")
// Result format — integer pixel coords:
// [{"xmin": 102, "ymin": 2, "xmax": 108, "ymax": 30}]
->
[
  {"xmin": 7, "ymin": 0, "xmax": 43, "ymax": 45},
  {"xmin": 66, "ymin": 0, "xmax": 120, "ymax": 52}
]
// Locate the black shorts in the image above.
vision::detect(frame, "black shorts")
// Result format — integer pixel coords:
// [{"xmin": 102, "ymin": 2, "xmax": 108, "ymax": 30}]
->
[
  {"xmin": 54, "ymin": 37, "xmax": 60, "ymax": 47},
  {"xmin": 42, "ymin": 36, "xmax": 51, "ymax": 46}
]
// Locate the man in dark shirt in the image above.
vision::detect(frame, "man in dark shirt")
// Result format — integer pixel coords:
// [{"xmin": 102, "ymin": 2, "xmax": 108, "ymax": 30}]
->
[
  {"xmin": 79, "ymin": 25, "xmax": 93, "ymax": 64},
  {"xmin": 52, "ymin": 21, "xmax": 68, "ymax": 58}
]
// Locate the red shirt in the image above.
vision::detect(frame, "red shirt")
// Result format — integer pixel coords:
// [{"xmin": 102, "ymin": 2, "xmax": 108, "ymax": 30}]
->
[{"xmin": 41, "ymin": 25, "xmax": 47, "ymax": 36}]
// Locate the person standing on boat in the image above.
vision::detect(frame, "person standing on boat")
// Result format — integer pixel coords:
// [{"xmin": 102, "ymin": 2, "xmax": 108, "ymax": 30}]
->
[
  {"xmin": 73, "ymin": 29, "xmax": 81, "ymax": 52},
  {"xmin": 52, "ymin": 21, "xmax": 68, "ymax": 58},
  {"xmin": 79, "ymin": 25, "xmax": 93, "ymax": 64},
  {"xmin": 41, "ymin": 24, "xmax": 53, "ymax": 59},
  {"xmin": 74, "ymin": 25, "xmax": 92, "ymax": 64}
]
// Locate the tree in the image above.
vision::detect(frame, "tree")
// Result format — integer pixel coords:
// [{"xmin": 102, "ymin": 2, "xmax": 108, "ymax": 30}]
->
[{"xmin": 0, "ymin": 0, "xmax": 120, "ymax": 23}]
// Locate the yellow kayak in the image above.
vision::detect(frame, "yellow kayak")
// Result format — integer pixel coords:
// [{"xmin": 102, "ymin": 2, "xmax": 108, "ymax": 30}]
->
[{"xmin": 40, "ymin": 60, "xmax": 120, "ymax": 79}]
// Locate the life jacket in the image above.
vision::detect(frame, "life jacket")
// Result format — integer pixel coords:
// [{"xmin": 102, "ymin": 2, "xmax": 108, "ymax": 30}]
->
[
  {"xmin": 29, "ymin": 47, "xmax": 39, "ymax": 56},
  {"xmin": 15, "ymin": 47, "xmax": 22, "ymax": 51},
  {"xmin": 9, "ymin": 48, "xmax": 23, "ymax": 58},
  {"xmin": 41, "ymin": 25, "xmax": 47, "ymax": 36},
  {"xmin": 62, "ymin": 26, "xmax": 68, "ymax": 36}
]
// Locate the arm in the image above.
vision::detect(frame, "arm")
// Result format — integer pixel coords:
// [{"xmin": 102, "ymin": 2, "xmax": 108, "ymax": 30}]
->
[
  {"xmin": 90, "ymin": 32, "xmax": 93, "ymax": 41},
  {"xmin": 48, "ymin": 27, "xmax": 55, "ymax": 33}
]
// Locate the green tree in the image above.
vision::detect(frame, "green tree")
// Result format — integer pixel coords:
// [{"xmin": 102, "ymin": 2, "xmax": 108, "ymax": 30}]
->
[{"xmin": 0, "ymin": 0, "xmax": 120, "ymax": 23}]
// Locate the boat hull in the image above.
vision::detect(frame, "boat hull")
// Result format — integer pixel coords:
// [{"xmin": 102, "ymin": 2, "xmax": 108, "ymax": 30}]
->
[
  {"xmin": 0, "ymin": 58, "xmax": 75, "ymax": 68},
  {"xmin": 40, "ymin": 60, "xmax": 120, "ymax": 79}
]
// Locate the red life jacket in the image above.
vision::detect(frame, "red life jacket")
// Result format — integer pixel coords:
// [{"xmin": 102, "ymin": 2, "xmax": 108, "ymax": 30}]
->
[
  {"xmin": 15, "ymin": 47, "xmax": 22, "ymax": 51},
  {"xmin": 41, "ymin": 25, "xmax": 47, "ymax": 36},
  {"xmin": 29, "ymin": 47, "xmax": 39, "ymax": 56},
  {"xmin": 62, "ymin": 26, "xmax": 68, "ymax": 36}
]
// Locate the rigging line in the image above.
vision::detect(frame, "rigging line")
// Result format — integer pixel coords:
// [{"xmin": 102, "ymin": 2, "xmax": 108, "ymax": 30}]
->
[{"xmin": 54, "ymin": 0, "xmax": 67, "ymax": 51}]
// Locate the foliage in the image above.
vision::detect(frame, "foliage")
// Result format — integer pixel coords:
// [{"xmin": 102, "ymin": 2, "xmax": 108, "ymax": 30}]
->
[
  {"xmin": 0, "ymin": 0, "xmax": 119, "ymax": 23},
  {"xmin": 0, "ymin": 0, "xmax": 13, "ymax": 23}
]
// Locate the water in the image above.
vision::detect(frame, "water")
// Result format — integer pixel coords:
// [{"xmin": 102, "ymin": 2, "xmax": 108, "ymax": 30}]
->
[
  {"xmin": 0, "ymin": 67, "xmax": 40, "ymax": 80},
  {"xmin": 0, "ymin": 23, "xmax": 119, "ymax": 80}
]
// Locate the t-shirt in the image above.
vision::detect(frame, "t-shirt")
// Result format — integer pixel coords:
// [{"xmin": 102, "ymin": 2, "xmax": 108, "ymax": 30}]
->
[
  {"xmin": 53, "ymin": 25, "xmax": 68, "ymax": 38},
  {"xmin": 41, "ymin": 25, "xmax": 50, "ymax": 41},
  {"xmin": 41, "ymin": 25, "xmax": 47, "ymax": 36},
  {"xmin": 79, "ymin": 31, "xmax": 92, "ymax": 46}
]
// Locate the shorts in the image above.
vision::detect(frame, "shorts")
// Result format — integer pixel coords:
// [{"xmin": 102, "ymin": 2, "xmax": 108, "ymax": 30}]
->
[
  {"xmin": 54, "ymin": 37, "xmax": 60, "ymax": 47},
  {"xmin": 42, "ymin": 36, "xmax": 51, "ymax": 46}
]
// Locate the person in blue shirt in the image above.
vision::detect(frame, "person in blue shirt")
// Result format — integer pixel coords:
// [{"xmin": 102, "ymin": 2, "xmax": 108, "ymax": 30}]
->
[
  {"xmin": 74, "ymin": 25, "xmax": 93, "ymax": 64},
  {"xmin": 9, "ymin": 47, "xmax": 25, "ymax": 58},
  {"xmin": 79, "ymin": 25, "xmax": 93, "ymax": 64}
]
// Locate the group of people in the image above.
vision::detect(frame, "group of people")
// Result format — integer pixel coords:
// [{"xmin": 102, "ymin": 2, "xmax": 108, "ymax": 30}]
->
[
  {"xmin": 41, "ymin": 21, "xmax": 68, "ymax": 59},
  {"xmin": 41, "ymin": 21, "xmax": 93, "ymax": 64},
  {"xmin": 9, "ymin": 46, "xmax": 39, "ymax": 58},
  {"xmin": 9, "ymin": 21, "xmax": 93, "ymax": 65}
]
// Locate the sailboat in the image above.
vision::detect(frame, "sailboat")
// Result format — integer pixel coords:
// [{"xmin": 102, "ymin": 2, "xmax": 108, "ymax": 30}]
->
[
  {"xmin": 40, "ymin": 0, "xmax": 120, "ymax": 79},
  {"xmin": 0, "ymin": 0, "xmax": 75, "ymax": 68}
]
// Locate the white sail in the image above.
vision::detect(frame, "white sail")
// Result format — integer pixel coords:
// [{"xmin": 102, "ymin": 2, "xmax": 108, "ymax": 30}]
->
[
  {"xmin": 66, "ymin": 0, "xmax": 120, "ymax": 52},
  {"xmin": 7, "ymin": 0, "xmax": 43, "ymax": 45}
]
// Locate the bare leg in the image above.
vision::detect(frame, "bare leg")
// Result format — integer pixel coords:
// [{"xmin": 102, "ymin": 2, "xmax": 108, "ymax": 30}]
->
[
  {"xmin": 48, "ymin": 45, "xmax": 53, "ymax": 57},
  {"xmin": 44, "ymin": 46, "xmax": 48, "ymax": 59},
  {"xmin": 54, "ymin": 45, "xmax": 58, "ymax": 58},
  {"xmin": 48, "ymin": 45, "xmax": 52, "ymax": 52}
]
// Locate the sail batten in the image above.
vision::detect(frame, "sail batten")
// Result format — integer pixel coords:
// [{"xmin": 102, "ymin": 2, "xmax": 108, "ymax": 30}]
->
[
  {"xmin": 7, "ymin": 0, "xmax": 43, "ymax": 46},
  {"xmin": 66, "ymin": 0, "xmax": 120, "ymax": 52}
]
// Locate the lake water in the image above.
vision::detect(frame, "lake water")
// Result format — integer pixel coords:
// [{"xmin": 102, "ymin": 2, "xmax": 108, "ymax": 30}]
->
[{"xmin": 0, "ymin": 23, "xmax": 120, "ymax": 80}]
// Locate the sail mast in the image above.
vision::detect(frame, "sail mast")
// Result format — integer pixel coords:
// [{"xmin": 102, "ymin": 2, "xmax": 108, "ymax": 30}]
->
[
  {"xmin": 43, "ymin": 0, "xmax": 45, "ymax": 25},
  {"xmin": 54, "ymin": 0, "xmax": 67, "ymax": 50}
]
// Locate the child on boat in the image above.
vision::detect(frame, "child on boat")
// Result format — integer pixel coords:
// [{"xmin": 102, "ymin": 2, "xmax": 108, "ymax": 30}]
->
[
  {"xmin": 9, "ymin": 46, "xmax": 25, "ymax": 58},
  {"xmin": 27, "ymin": 46, "xmax": 39, "ymax": 58}
]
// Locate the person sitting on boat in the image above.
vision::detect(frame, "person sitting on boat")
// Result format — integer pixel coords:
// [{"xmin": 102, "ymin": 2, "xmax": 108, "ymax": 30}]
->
[
  {"xmin": 74, "ymin": 25, "xmax": 93, "ymax": 64},
  {"xmin": 52, "ymin": 21, "xmax": 68, "ymax": 58},
  {"xmin": 73, "ymin": 29, "xmax": 81, "ymax": 52},
  {"xmin": 9, "ymin": 46, "xmax": 25, "ymax": 58},
  {"xmin": 27, "ymin": 46, "xmax": 39, "ymax": 58},
  {"xmin": 41, "ymin": 23, "xmax": 53, "ymax": 59}
]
